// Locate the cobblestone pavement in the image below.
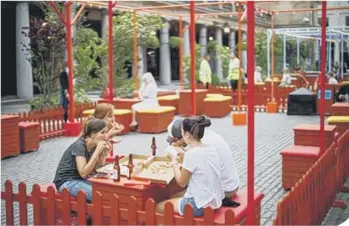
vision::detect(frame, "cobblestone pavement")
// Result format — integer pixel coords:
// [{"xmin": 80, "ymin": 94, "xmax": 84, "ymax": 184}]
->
[
  {"xmin": 1, "ymin": 113, "xmax": 320, "ymax": 225},
  {"xmin": 322, "ymin": 179, "xmax": 349, "ymax": 226}
]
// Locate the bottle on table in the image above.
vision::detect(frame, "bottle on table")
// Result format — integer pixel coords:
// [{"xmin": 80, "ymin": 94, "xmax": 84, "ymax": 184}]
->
[
  {"xmin": 127, "ymin": 154, "xmax": 134, "ymax": 179},
  {"xmin": 151, "ymin": 136, "xmax": 157, "ymax": 156},
  {"xmin": 111, "ymin": 155, "xmax": 120, "ymax": 182}
]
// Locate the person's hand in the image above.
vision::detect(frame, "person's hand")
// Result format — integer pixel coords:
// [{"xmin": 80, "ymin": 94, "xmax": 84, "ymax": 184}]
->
[
  {"xmin": 96, "ymin": 140, "xmax": 110, "ymax": 154},
  {"xmin": 110, "ymin": 122, "xmax": 124, "ymax": 134}
]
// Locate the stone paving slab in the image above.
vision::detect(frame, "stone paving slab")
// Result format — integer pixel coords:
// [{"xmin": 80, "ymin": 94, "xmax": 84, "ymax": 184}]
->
[
  {"xmin": 1, "ymin": 113, "xmax": 320, "ymax": 225},
  {"xmin": 322, "ymin": 179, "xmax": 349, "ymax": 226}
]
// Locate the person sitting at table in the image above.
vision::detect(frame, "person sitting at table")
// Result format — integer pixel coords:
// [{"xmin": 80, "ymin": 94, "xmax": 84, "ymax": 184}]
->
[
  {"xmin": 313, "ymin": 72, "xmax": 338, "ymax": 91},
  {"xmin": 294, "ymin": 65, "xmax": 309, "ymax": 88},
  {"xmin": 92, "ymin": 103, "xmax": 124, "ymax": 139},
  {"xmin": 129, "ymin": 72, "xmax": 159, "ymax": 131},
  {"xmin": 165, "ymin": 118, "xmax": 240, "ymax": 207},
  {"xmin": 156, "ymin": 116, "xmax": 224, "ymax": 217},
  {"xmin": 279, "ymin": 67, "xmax": 292, "ymax": 87},
  {"xmin": 53, "ymin": 118, "xmax": 110, "ymax": 202}
]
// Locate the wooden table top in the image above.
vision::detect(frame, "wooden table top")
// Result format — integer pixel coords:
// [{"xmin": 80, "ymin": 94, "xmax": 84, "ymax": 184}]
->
[{"xmin": 88, "ymin": 176, "xmax": 157, "ymax": 191}]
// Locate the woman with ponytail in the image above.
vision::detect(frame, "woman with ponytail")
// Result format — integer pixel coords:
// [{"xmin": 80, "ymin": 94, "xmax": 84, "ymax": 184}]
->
[
  {"xmin": 156, "ymin": 116, "xmax": 224, "ymax": 217},
  {"xmin": 53, "ymin": 118, "xmax": 110, "ymax": 202}
]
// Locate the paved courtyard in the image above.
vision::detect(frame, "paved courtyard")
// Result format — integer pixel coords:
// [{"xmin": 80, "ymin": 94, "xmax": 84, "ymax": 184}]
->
[{"xmin": 1, "ymin": 112, "xmax": 320, "ymax": 225}]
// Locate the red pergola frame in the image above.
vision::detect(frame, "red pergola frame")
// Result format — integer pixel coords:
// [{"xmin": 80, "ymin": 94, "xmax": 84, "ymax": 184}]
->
[{"xmin": 47, "ymin": 1, "xmax": 330, "ymax": 224}]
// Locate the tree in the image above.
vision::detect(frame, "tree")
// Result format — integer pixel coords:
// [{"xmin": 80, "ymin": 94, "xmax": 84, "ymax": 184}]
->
[{"xmin": 106, "ymin": 12, "xmax": 163, "ymax": 94}]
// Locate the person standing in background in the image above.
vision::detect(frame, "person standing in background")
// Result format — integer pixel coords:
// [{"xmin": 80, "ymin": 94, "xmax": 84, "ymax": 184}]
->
[
  {"xmin": 60, "ymin": 61, "xmax": 70, "ymax": 122},
  {"xmin": 227, "ymin": 52, "xmax": 242, "ymax": 91},
  {"xmin": 199, "ymin": 55, "xmax": 212, "ymax": 89}
]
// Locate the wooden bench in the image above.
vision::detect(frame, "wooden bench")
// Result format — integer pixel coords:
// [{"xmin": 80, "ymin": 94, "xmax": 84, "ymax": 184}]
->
[
  {"xmin": 19, "ymin": 121, "xmax": 40, "ymax": 153},
  {"xmin": 204, "ymin": 96, "xmax": 232, "ymax": 118},
  {"xmin": 137, "ymin": 106, "xmax": 176, "ymax": 133},
  {"xmin": 158, "ymin": 95, "xmax": 179, "ymax": 114},
  {"xmin": 280, "ymin": 145, "xmax": 321, "ymax": 190},
  {"xmin": 83, "ymin": 109, "xmax": 132, "ymax": 135},
  {"xmin": 327, "ymin": 116, "xmax": 349, "ymax": 135},
  {"xmin": 293, "ymin": 124, "xmax": 336, "ymax": 150}
]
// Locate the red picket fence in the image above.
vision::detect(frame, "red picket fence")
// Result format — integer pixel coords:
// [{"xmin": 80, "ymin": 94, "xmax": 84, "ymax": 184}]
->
[
  {"xmin": 1, "ymin": 181, "xmax": 238, "ymax": 225},
  {"xmin": 12, "ymin": 102, "xmax": 97, "ymax": 140},
  {"xmin": 273, "ymin": 129, "xmax": 349, "ymax": 225}
]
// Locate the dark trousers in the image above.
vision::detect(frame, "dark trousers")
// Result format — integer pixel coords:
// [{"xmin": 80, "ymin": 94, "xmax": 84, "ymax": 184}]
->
[{"xmin": 229, "ymin": 80, "xmax": 238, "ymax": 91}]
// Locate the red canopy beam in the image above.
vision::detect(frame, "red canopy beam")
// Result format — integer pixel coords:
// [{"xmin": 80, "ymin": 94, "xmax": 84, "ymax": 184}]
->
[
  {"xmin": 72, "ymin": 3, "xmax": 86, "ymax": 25},
  {"xmin": 179, "ymin": 16, "xmax": 184, "ymax": 90},
  {"xmin": 107, "ymin": 1, "xmax": 115, "ymax": 101},
  {"xmin": 246, "ymin": 1, "xmax": 255, "ymax": 225},
  {"xmin": 190, "ymin": 1, "xmax": 196, "ymax": 116},
  {"xmin": 319, "ymin": 1, "xmax": 327, "ymax": 155},
  {"xmin": 48, "ymin": 2, "xmax": 65, "ymax": 24},
  {"xmin": 272, "ymin": 6, "xmax": 348, "ymax": 13},
  {"xmin": 237, "ymin": 2, "xmax": 243, "ymax": 111}
]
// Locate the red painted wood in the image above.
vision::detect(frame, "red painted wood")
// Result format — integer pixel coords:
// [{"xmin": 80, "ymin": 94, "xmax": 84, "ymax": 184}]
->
[
  {"xmin": 110, "ymin": 194, "xmax": 120, "ymax": 225},
  {"xmin": 18, "ymin": 182, "xmax": 28, "ymax": 225},
  {"xmin": 5, "ymin": 180, "xmax": 14, "ymax": 225},
  {"xmin": 46, "ymin": 186, "xmax": 56, "ymax": 225},
  {"xmin": 203, "ymin": 207, "xmax": 215, "ymax": 225},
  {"xmin": 145, "ymin": 199, "xmax": 156, "ymax": 225},
  {"xmin": 164, "ymin": 202, "xmax": 175, "ymax": 225},
  {"xmin": 61, "ymin": 188, "xmax": 71, "ymax": 225},
  {"xmin": 32, "ymin": 184, "xmax": 42, "ymax": 225},
  {"xmin": 183, "ymin": 204, "xmax": 194, "ymax": 225},
  {"xmin": 92, "ymin": 191, "xmax": 103, "ymax": 225},
  {"xmin": 224, "ymin": 209, "xmax": 236, "ymax": 225},
  {"xmin": 128, "ymin": 196, "xmax": 138, "ymax": 225},
  {"xmin": 77, "ymin": 191, "xmax": 87, "ymax": 225}
]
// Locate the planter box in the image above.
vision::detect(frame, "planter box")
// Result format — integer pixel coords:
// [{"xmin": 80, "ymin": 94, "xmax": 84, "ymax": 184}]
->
[
  {"xmin": 158, "ymin": 95, "xmax": 179, "ymax": 114},
  {"xmin": 280, "ymin": 145, "xmax": 321, "ymax": 190},
  {"xmin": 293, "ymin": 124, "xmax": 336, "ymax": 150},
  {"xmin": 19, "ymin": 122, "xmax": 40, "ymax": 153},
  {"xmin": 331, "ymin": 103, "xmax": 349, "ymax": 116},
  {"xmin": 137, "ymin": 107, "xmax": 176, "ymax": 133},
  {"xmin": 178, "ymin": 89, "xmax": 208, "ymax": 116},
  {"xmin": 1, "ymin": 115, "xmax": 20, "ymax": 159}
]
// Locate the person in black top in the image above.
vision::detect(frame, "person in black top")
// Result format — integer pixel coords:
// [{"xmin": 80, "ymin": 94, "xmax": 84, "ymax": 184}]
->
[
  {"xmin": 53, "ymin": 118, "xmax": 110, "ymax": 202},
  {"xmin": 59, "ymin": 62, "xmax": 69, "ymax": 122}
]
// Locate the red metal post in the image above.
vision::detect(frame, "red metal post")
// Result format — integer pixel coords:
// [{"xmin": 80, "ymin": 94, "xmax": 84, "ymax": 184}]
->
[
  {"xmin": 190, "ymin": 1, "xmax": 196, "ymax": 116},
  {"xmin": 246, "ymin": 1, "xmax": 255, "ymax": 225},
  {"xmin": 179, "ymin": 16, "xmax": 184, "ymax": 90},
  {"xmin": 65, "ymin": 2, "xmax": 75, "ymax": 123},
  {"xmin": 108, "ymin": 1, "xmax": 114, "ymax": 101},
  {"xmin": 319, "ymin": 1, "xmax": 327, "ymax": 155}
]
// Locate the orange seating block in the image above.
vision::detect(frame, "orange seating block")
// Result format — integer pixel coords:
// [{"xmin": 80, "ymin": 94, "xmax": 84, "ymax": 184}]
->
[
  {"xmin": 204, "ymin": 96, "xmax": 232, "ymax": 118},
  {"xmin": 327, "ymin": 116, "xmax": 349, "ymax": 135},
  {"xmin": 213, "ymin": 188, "xmax": 264, "ymax": 225},
  {"xmin": 293, "ymin": 124, "xmax": 336, "ymax": 150},
  {"xmin": 137, "ymin": 107, "xmax": 176, "ymax": 133},
  {"xmin": 280, "ymin": 145, "xmax": 321, "ymax": 190},
  {"xmin": 331, "ymin": 103, "xmax": 349, "ymax": 116},
  {"xmin": 19, "ymin": 121, "xmax": 40, "ymax": 153},
  {"xmin": 111, "ymin": 98, "xmax": 142, "ymax": 110},
  {"xmin": 178, "ymin": 89, "xmax": 208, "ymax": 116},
  {"xmin": 1, "ymin": 115, "xmax": 20, "ymax": 159},
  {"xmin": 158, "ymin": 95, "xmax": 179, "ymax": 114},
  {"xmin": 83, "ymin": 109, "xmax": 132, "ymax": 135}
]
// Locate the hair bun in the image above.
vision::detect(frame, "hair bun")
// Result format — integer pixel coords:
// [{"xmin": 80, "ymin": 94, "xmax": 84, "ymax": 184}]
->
[
  {"xmin": 203, "ymin": 119, "xmax": 211, "ymax": 127},
  {"xmin": 196, "ymin": 116, "xmax": 211, "ymax": 127}
]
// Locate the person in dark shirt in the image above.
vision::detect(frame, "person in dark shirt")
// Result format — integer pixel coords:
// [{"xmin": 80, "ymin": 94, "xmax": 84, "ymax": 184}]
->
[
  {"xmin": 53, "ymin": 118, "xmax": 110, "ymax": 202},
  {"xmin": 59, "ymin": 63, "xmax": 69, "ymax": 122}
]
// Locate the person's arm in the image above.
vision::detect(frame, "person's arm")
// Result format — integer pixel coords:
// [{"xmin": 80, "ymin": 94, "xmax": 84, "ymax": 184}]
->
[
  {"xmin": 106, "ymin": 122, "xmax": 124, "ymax": 139},
  {"xmin": 173, "ymin": 163, "xmax": 192, "ymax": 188},
  {"xmin": 95, "ymin": 149, "xmax": 110, "ymax": 169},
  {"xmin": 75, "ymin": 141, "xmax": 108, "ymax": 178}
]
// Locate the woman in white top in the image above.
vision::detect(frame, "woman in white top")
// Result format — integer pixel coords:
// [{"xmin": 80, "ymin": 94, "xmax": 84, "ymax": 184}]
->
[
  {"xmin": 129, "ymin": 72, "xmax": 159, "ymax": 129},
  {"xmin": 156, "ymin": 116, "xmax": 224, "ymax": 217},
  {"xmin": 245, "ymin": 66, "xmax": 263, "ymax": 84},
  {"xmin": 279, "ymin": 67, "xmax": 292, "ymax": 87}
]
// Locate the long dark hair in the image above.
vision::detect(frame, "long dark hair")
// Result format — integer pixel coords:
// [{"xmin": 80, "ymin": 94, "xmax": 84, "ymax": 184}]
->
[
  {"xmin": 80, "ymin": 118, "xmax": 106, "ymax": 138},
  {"xmin": 182, "ymin": 116, "xmax": 211, "ymax": 141}
]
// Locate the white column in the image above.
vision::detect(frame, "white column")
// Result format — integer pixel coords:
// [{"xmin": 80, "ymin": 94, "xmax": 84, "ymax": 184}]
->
[
  {"xmin": 142, "ymin": 47, "xmax": 147, "ymax": 73},
  {"xmin": 215, "ymin": 27, "xmax": 223, "ymax": 81},
  {"xmin": 341, "ymin": 38, "xmax": 344, "ymax": 76},
  {"xmin": 159, "ymin": 22, "xmax": 171, "ymax": 85},
  {"xmin": 334, "ymin": 41, "xmax": 340, "ymax": 65},
  {"xmin": 228, "ymin": 31, "xmax": 236, "ymax": 52},
  {"xmin": 16, "ymin": 2, "xmax": 33, "ymax": 99},
  {"xmin": 101, "ymin": 10, "xmax": 108, "ymax": 39},
  {"xmin": 199, "ymin": 26, "xmax": 207, "ymax": 57},
  {"xmin": 242, "ymin": 32, "xmax": 247, "ymax": 70},
  {"xmin": 297, "ymin": 39, "xmax": 300, "ymax": 64}
]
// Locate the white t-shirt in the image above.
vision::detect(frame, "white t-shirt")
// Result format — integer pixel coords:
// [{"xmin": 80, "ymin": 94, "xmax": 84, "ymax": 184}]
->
[
  {"xmin": 201, "ymin": 130, "xmax": 240, "ymax": 192},
  {"xmin": 328, "ymin": 77, "xmax": 338, "ymax": 84},
  {"xmin": 182, "ymin": 146, "xmax": 224, "ymax": 209}
]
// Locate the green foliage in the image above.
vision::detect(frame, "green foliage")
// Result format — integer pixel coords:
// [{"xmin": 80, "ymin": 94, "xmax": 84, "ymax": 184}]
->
[{"xmin": 107, "ymin": 12, "xmax": 163, "ymax": 87}]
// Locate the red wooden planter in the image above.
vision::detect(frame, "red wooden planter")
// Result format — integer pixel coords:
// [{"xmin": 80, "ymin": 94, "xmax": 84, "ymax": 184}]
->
[
  {"xmin": 280, "ymin": 145, "xmax": 321, "ymax": 190},
  {"xmin": 1, "ymin": 115, "xmax": 20, "ymax": 159},
  {"xmin": 178, "ymin": 89, "xmax": 208, "ymax": 116},
  {"xmin": 331, "ymin": 103, "xmax": 349, "ymax": 116},
  {"xmin": 327, "ymin": 116, "xmax": 349, "ymax": 135},
  {"xmin": 204, "ymin": 96, "xmax": 232, "ymax": 118},
  {"xmin": 293, "ymin": 124, "xmax": 336, "ymax": 150},
  {"xmin": 137, "ymin": 107, "xmax": 176, "ymax": 133},
  {"xmin": 109, "ymin": 98, "xmax": 141, "ymax": 110},
  {"xmin": 158, "ymin": 95, "xmax": 179, "ymax": 114},
  {"xmin": 19, "ymin": 121, "xmax": 40, "ymax": 153}
]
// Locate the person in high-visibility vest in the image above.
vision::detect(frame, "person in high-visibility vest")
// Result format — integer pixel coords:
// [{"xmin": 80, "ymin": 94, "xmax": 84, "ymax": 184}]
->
[
  {"xmin": 199, "ymin": 54, "xmax": 212, "ymax": 89},
  {"xmin": 227, "ymin": 52, "xmax": 242, "ymax": 91}
]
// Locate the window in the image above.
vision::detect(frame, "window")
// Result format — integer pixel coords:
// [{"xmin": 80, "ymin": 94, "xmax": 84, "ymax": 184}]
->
[
  {"xmin": 318, "ymin": 17, "xmax": 329, "ymax": 27},
  {"xmin": 346, "ymin": 16, "xmax": 349, "ymax": 26}
]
